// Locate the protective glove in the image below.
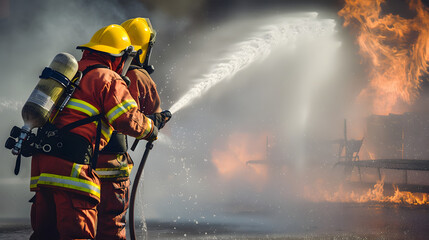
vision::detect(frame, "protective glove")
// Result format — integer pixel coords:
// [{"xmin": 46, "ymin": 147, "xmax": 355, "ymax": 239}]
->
[
  {"xmin": 143, "ymin": 125, "xmax": 158, "ymax": 142},
  {"xmin": 146, "ymin": 110, "xmax": 172, "ymax": 130}
]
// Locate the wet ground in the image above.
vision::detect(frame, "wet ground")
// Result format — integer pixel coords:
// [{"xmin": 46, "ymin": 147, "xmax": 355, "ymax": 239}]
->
[{"xmin": 1, "ymin": 202, "xmax": 429, "ymax": 239}]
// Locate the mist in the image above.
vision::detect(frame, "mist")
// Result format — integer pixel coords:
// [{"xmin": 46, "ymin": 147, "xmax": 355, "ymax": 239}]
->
[
  {"xmin": 0, "ymin": 0, "xmax": 367, "ymax": 234},
  {"xmin": 130, "ymin": 10, "xmax": 364, "ymax": 229}
]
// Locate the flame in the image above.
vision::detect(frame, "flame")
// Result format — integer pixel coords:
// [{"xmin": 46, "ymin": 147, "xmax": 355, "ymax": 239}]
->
[
  {"xmin": 304, "ymin": 178, "xmax": 429, "ymax": 205},
  {"xmin": 211, "ymin": 132, "xmax": 269, "ymax": 184},
  {"xmin": 339, "ymin": 0, "xmax": 429, "ymax": 114}
]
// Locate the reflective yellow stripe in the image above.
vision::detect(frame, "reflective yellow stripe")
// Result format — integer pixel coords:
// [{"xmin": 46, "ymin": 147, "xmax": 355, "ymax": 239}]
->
[
  {"xmin": 30, "ymin": 176, "xmax": 39, "ymax": 189},
  {"xmin": 106, "ymin": 99, "xmax": 137, "ymax": 124},
  {"xmin": 34, "ymin": 173, "xmax": 100, "ymax": 198},
  {"xmin": 95, "ymin": 166, "xmax": 131, "ymax": 179},
  {"xmin": 101, "ymin": 120, "xmax": 113, "ymax": 142},
  {"xmin": 70, "ymin": 163, "xmax": 84, "ymax": 178},
  {"xmin": 137, "ymin": 117, "xmax": 153, "ymax": 139},
  {"xmin": 65, "ymin": 98, "xmax": 100, "ymax": 116}
]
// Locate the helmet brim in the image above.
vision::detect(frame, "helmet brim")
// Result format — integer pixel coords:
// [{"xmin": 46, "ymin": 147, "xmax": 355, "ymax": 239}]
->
[
  {"xmin": 131, "ymin": 44, "xmax": 142, "ymax": 52},
  {"xmin": 77, "ymin": 43, "xmax": 125, "ymax": 57}
]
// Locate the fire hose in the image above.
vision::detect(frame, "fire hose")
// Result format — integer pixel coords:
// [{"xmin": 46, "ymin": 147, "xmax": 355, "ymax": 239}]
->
[
  {"xmin": 129, "ymin": 111, "xmax": 171, "ymax": 239},
  {"xmin": 129, "ymin": 140, "xmax": 153, "ymax": 240}
]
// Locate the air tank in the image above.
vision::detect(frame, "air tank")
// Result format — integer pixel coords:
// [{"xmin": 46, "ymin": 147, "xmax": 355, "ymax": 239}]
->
[
  {"xmin": 22, "ymin": 52, "xmax": 78, "ymax": 130},
  {"xmin": 12, "ymin": 53, "xmax": 78, "ymax": 156}
]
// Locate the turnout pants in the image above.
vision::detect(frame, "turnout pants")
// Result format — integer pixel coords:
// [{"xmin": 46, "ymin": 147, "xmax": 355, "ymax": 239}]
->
[
  {"xmin": 95, "ymin": 179, "xmax": 130, "ymax": 240},
  {"xmin": 30, "ymin": 188, "xmax": 98, "ymax": 240}
]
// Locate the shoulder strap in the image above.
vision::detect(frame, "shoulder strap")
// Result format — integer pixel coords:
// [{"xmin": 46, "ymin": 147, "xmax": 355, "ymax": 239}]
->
[
  {"xmin": 59, "ymin": 64, "xmax": 109, "ymax": 132},
  {"xmin": 92, "ymin": 116, "xmax": 102, "ymax": 169},
  {"xmin": 82, "ymin": 64, "xmax": 109, "ymax": 76},
  {"xmin": 60, "ymin": 114, "xmax": 101, "ymax": 133}
]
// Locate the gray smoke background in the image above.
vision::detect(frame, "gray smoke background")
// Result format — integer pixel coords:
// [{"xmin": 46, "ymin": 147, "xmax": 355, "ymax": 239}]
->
[{"xmin": 0, "ymin": 0, "xmax": 369, "ymax": 230}]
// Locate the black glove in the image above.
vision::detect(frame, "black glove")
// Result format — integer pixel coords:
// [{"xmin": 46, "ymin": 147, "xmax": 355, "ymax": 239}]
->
[
  {"xmin": 143, "ymin": 125, "xmax": 158, "ymax": 142},
  {"xmin": 146, "ymin": 110, "xmax": 172, "ymax": 130}
]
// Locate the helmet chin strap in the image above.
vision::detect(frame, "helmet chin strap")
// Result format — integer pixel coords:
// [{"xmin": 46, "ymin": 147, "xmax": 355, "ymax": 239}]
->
[
  {"xmin": 143, "ymin": 41, "xmax": 153, "ymax": 67},
  {"xmin": 120, "ymin": 46, "xmax": 136, "ymax": 76},
  {"xmin": 141, "ymin": 42, "xmax": 155, "ymax": 74},
  {"xmin": 114, "ymin": 46, "xmax": 136, "ymax": 87},
  {"xmin": 130, "ymin": 50, "xmax": 154, "ymax": 74}
]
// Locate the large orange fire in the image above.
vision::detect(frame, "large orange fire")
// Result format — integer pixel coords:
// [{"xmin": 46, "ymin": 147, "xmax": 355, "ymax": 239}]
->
[
  {"xmin": 339, "ymin": 0, "xmax": 429, "ymax": 115},
  {"xmin": 211, "ymin": 132, "xmax": 270, "ymax": 185},
  {"xmin": 332, "ymin": 0, "xmax": 429, "ymax": 206}
]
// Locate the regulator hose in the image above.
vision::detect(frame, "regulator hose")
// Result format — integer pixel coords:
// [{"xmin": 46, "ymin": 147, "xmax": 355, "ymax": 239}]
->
[{"xmin": 129, "ymin": 141, "xmax": 154, "ymax": 240}]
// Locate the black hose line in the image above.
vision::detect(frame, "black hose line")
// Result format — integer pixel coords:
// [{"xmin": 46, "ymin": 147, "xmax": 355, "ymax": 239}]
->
[{"xmin": 129, "ymin": 141, "xmax": 153, "ymax": 240}]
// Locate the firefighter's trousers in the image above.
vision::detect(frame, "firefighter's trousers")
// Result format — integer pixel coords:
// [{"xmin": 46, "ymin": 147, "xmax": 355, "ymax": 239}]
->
[
  {"xmin": 30, "ymin": 188, "xmax": 98, "ymax": 240},
  {"xmin": 95, "ymin": 179, "xmax": 130, "ymax": 240}
]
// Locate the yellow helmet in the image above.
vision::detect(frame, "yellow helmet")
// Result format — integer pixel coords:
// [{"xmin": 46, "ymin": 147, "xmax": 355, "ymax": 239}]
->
[
  {"xmin": 121, "ymin": 18, "xmax": 156, "ymax": 65},
  {"xmin": 77, "ymin": 24, "xmax": 131, "ymax": 56}
]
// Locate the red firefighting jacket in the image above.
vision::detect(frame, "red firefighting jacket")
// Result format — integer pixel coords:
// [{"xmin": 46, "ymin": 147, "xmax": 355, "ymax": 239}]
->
[
  {"xmin": 128, "ymin": 67, "xmax": 161, "ymax": 115},
  {"xmin": 95, "ymin": 66, "xmax": 161, "ymax": 180},
  {"xmin": 30, "ymin": 51, "xmax": 155, "ymax": 201}
]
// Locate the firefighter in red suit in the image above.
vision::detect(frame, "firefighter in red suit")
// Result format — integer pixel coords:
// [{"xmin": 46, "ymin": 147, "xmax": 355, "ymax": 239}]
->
[
  {"xmin": 30, "ymin": 24, "xmax": 158, "ymax": 240},
  {"xmin": 95, "ymin": 18, "xmax": 171, "ymax": 240}
]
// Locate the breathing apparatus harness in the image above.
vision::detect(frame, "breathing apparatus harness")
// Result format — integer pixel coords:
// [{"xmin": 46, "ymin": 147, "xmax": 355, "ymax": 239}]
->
[
  {"xmin": 32, "ymin": 46, "xmax": 139, "ymax": 167},
  {"xmin": 6, "ymin": 49, "xmax": 136, "ymax": 174},
  {"xmin": 6, "ymin": 46, "xmax": 138, "ymax": 174},
  {"xmin": 25, "ymin": 63, "xmax": 132, "ymax": 166},
  {"xmin": 32, "ymin": 60, "xmax": 138, "ymax": 170},
  {"xmin": 6, "ymin": 65, "xmax": 107, "ymax": 171},
  {"xmin": 34, "ymin": 64, "xmax": 112, "ymax": 167},
  {"xmin": 5, "ymin": 63, "xmax": 86, "ymax": 174}
]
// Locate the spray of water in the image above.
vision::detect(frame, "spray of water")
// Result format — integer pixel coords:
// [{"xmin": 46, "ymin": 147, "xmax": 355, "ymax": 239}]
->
[
  {"xmin": 169, "ymin": 13, "xmax": 336, "ymax": 114},
  {"xmin": 0, "ymin": 99, "xmax": 22, "ymax": 112},
  {"xmin": 141, "ymin": 12, "xmax": 344, "ymax": 224}
]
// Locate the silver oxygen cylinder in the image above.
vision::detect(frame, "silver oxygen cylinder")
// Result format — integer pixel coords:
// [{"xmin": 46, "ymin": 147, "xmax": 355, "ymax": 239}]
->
[{"xmin": 12, "ymin": 53, "xmax": 78, "ymax": 155}]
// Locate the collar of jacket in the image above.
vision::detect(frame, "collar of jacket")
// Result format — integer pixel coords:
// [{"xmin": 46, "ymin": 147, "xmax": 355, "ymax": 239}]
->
[{"xmin": 80, "ymin": 50, "xmax": 124, "ymax": 74}]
